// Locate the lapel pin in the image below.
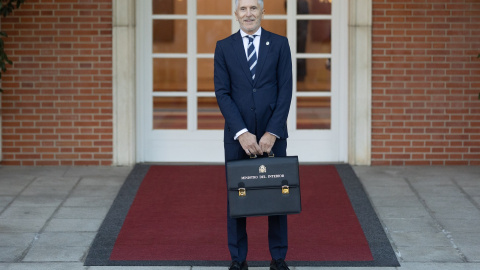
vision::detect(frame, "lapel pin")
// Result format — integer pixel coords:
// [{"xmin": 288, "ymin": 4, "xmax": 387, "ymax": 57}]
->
[{"xmin": 266, "ymin": 41, "xmax": 270, "ymax": 45}]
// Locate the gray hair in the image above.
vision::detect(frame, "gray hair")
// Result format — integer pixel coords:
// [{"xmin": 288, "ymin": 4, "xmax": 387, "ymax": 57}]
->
[{"xmin": 235, "ymin": 0, "xmax": 264, "ymax": 10}]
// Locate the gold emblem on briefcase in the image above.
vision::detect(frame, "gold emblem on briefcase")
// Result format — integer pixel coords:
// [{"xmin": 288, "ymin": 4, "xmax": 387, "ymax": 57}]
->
[{"xmin": 259, "ymin": 165, "xmax": 266, "ymax": 173}]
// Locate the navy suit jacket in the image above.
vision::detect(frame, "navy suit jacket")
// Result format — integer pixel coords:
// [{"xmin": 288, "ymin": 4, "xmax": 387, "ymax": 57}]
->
[{"xmin": 214, "ymin": 28, "xmax": 293, "ymax": 145}]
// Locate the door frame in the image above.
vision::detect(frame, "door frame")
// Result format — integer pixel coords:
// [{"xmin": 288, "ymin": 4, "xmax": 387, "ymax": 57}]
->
[{"xmin": 110, "ymin": 0, "xmax": 372, "ymax": 165}]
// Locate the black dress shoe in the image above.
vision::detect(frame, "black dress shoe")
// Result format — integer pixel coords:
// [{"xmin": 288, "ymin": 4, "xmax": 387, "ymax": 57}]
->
[
  {"xmin": 229, "ymin": 260, "xmax": 248, "ymax": 270},
  {"xmin": 270, "ymin": 259, "xmax": 290, "ymax": 270}
]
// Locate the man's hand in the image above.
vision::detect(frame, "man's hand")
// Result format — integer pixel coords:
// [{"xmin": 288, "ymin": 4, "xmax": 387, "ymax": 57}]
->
[
  {"xmin": 259, "ymin": 132, "xmax": 276, "ymax": 154},
  {"xmin": 238, "ymin": 132, "xmax": 262, "ymax": 156}
]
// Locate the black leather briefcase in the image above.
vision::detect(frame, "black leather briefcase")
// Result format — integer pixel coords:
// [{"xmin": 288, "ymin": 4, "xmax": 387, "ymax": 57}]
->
[{"xmin": 226, "ymin": 154, "xmax": 301, "ymax": 218}]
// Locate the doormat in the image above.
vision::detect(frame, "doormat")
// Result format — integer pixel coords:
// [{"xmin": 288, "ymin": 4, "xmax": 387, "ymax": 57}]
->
[{"xmin": 84, "ymin": 164, "xmax": 399, "ymax": 267}]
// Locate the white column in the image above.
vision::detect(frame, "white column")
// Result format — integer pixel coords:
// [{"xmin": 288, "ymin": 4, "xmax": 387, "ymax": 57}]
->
[
  {"xmin": 348, "ymin": 0, "xmax": 372, "ymax": 165},
  {"xmin": 112, "ymin": 0, "xmax": 136, "ymax": 165}
]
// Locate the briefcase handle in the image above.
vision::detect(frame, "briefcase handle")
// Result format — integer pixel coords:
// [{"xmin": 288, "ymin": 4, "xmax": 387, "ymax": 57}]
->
[{"xmin": 250, "ymin": 151, "xmax": 275, "ymax": 159}]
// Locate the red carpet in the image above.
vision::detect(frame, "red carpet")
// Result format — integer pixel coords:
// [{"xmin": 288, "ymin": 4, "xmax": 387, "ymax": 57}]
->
[{"xmin": 109, "ymin": 165, "xmax": 373, "ymax": 262}]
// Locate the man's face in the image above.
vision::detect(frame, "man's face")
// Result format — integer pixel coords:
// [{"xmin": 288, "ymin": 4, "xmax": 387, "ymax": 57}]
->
[{"xmin": 235, "ymin": 0, "xmax": 264, "ymax": 35}]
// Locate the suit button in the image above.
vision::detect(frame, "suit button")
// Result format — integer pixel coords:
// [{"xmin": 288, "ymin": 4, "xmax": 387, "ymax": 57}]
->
[
  {"xmin": 252, "ymin": 88, "xmax": 256, "ymax": 92},
  {"xmin": 251, "ymin": 107, "xmax": 255, "ymax": 111}
]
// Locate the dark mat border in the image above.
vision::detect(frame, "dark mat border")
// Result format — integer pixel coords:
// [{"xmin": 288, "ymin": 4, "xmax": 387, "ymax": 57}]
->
[{"xmin": 84, "ymin": 164, "xmax": 399, "ymax": 267}]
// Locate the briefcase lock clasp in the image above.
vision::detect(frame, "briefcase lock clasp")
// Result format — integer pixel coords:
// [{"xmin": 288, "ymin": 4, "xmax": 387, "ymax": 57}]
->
[
  {"xmin": 282, "ymin": 185, "xmax": 290, "ymax": 194},
  {"xmin": 238, "ymin": 188, "xmax": 246, "ymax": 197}
]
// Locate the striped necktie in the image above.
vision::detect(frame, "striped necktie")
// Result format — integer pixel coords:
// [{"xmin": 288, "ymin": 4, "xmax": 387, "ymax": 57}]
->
[{"xmin": 247, "ymin": 35, "xmax": 257, "ymax": 80}]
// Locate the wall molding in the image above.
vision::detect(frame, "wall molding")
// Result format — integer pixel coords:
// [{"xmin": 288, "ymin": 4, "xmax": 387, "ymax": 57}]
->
[
  {"xmin": 112, "ymin": 0, "xmax": 136, "ymax": 165},
  {"xmin": 348, "ymin": 0, "xmax": 372, "ymax": 165}
]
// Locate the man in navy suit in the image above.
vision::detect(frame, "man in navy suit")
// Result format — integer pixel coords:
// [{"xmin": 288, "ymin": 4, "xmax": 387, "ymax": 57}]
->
[{"xmin": 214, "ymin": 1, "xmax": 292, "ymax": 270}]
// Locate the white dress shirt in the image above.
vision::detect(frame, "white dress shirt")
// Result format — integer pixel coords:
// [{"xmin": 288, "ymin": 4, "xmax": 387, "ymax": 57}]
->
[{"xmin": 240, "ymin": 28, "xmax": 261, "ymax": 60}]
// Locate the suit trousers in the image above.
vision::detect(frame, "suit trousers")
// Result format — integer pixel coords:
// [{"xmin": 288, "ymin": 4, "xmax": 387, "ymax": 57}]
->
[{"xmin": 224, "ymin": 139, "xmax": 288, "ymax": 262}]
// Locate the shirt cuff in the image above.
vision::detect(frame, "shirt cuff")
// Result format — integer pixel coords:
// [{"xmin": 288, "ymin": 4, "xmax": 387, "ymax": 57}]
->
[
  {"xmin": 268, "ymin": 132, "xmax": 280, "ymax": 139},
  {"xmin": 234, "ymin": 128, "xmax": 248, "ymax": 140}
]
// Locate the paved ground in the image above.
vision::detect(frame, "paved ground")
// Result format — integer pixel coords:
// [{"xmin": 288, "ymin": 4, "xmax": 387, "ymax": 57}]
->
[{"xmin": 0, "ymin": 165, "xmax": 479, "ymax": 270}]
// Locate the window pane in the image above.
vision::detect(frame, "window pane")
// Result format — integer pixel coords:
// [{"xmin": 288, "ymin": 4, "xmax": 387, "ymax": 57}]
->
[
  {"xmin": 198, "ymin": 97, "xmax": 224, "ymax": 130},
  {"xmin": 153, "ymin": 97, "xmax": 187, "ymax": 129},
  {"xmin": 152, "ymin": 0, "xmax": 186, "ymax": 15},
  {"xmin": 297, "ymin": 58, "xmax": 331, "ymax": 92},
  {"xmin": 262, "ymin": 20, "xmax": 286, "ymax": 37},
  {"xmin": 197, "ymin": 20, "xmax": 231, "ymax": 54},
  {"xmin": 198, "ymin": 0, "xmax": 231, "ymax": 15},
  {"xmin": 297, "ymin": 20, "xmax": 331, "ymax": 54},
  {"xmin": 298, "ymin": 0, "xmax": 331, "ymax": 15},
  {"xmin": 198, "ymin": 58, "xmax": 214, "ymax": 92},
  {"xmin": 153, "ymin": 58, "xmax": 187, "ymax": 92},
  {"xmin": 153, "ymin": 20, "xmax": 187, "ymax": 53},
  {"xmin": 297, "ymin": 97, "xmax": 331, "ymax": 130},
  {"xmin": 264, "ymin": 0, "xmax": 286, "ymax": 15}
]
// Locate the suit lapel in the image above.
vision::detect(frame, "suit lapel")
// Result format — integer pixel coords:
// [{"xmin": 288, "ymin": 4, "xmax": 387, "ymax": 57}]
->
[
  {"xmin": 232, "ymin": 31, "xmax": 254, "ymax": 85},
  {"xmin": 253, "ymin": 29, "xmax": 271, "ymax": 87}
]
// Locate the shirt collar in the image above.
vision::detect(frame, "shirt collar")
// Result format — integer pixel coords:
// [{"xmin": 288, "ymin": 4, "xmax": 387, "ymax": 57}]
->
[{"xmin": 240, "ymin": 27, "xmax": 262, "ymax": 38}]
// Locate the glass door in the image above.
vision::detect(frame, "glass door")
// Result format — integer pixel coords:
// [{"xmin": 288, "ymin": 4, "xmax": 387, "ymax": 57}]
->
[
  {"xmin": 287, "ymin": 0, "xmax": 348, "ymax": 162},
  {"xmin": 137, "ymin": 0, "xmax": 347, "ymax": 163}
]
